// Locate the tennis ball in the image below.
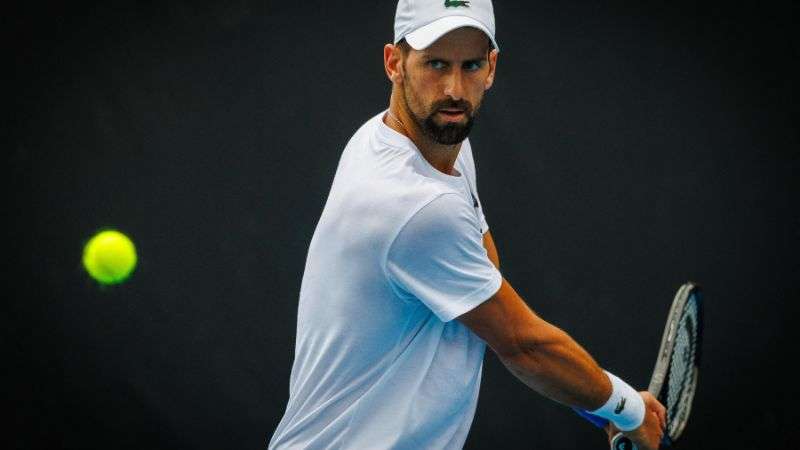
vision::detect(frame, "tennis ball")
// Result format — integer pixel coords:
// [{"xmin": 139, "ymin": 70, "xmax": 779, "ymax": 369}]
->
[{"xmin": 82, "ymin": 229, "xmax": 137, "ymax": 285}]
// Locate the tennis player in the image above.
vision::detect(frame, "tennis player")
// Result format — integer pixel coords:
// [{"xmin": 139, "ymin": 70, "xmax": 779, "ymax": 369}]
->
[{"xmin": 268, "ymin": 1, "xmax": 666, "ymax": 449}]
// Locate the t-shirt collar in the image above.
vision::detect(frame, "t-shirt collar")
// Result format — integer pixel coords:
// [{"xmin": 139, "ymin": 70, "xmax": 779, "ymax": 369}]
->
[{"xmin": 375, "ymin": 108, "xmax": 464, "ymax": 184}]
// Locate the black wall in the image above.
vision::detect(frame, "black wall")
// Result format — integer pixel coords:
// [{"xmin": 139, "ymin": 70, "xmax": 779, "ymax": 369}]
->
[{"xmin": 11, "ymin": 1, "xmax": 797, "ymax": 449}]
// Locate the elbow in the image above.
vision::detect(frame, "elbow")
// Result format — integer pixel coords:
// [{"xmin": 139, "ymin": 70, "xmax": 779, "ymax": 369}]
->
[
  {"xmin": 500, "ymin": 327, "xmax": 570, "ymax": 372},
  {"xmin": 498, "ymin": 341, "xmax": 548, "ymax": 380},
  {"xmin": 498, "ymin": 332, "xmax": 544, "ymax": 367}
]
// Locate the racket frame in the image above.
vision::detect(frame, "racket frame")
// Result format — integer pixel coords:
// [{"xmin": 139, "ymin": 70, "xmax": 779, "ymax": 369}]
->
[
  {"xmin": 580, "ymin": 281, "xmax": 703, "ymax": 449},
  {"xmin": 655, "ymin": 282, "xmax": 702, "ymax": 442}
]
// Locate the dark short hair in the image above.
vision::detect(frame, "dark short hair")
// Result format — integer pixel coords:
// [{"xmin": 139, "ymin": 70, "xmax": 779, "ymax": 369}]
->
[
  {"xmin": 396, "ymin": 36, "xmax": 493, "ymax": 58},
  {"xmin": 397, "ymin": 38, "xmax": 411, "ymax": 56}
]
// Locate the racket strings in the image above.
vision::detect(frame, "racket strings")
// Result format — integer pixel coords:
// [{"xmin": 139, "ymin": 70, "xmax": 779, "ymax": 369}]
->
[{"xmin": 663, "ymin": 295, "xmax": 700, "ymax": 437}]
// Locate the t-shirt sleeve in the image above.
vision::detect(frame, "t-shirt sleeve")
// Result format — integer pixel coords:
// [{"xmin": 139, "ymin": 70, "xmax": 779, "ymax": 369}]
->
[{"xmin": 385, "ymin": 193, "xmax": 503, "ymax": 322}]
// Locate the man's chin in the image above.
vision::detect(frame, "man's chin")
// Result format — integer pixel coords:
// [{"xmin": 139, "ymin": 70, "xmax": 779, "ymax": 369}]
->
[{"xmin": 428, "ymin": 126, "xmax": 471, "ymax": 145}]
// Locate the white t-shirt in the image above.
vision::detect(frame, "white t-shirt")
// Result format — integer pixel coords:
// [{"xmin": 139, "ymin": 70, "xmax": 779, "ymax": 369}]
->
[{"xmin": 268, "ymin": 109, "xmax": 503, "ymax": 450}]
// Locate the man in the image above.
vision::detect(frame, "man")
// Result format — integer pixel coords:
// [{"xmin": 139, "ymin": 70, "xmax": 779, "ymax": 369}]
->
[{"xmin": 269, "ymin": 1, "xmax": 666, "ymax": 449}]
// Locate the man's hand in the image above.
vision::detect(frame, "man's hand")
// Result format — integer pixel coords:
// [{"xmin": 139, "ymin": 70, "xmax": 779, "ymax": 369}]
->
[{"xmin": 604, "ymin": 392, "xmax": 667, "ymax": 450}]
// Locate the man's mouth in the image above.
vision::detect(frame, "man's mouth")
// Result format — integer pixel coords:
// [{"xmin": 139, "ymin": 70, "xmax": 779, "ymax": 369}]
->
[{"xmin": 438, "ymin": 109, "xmax": 466, "ymax": 120}]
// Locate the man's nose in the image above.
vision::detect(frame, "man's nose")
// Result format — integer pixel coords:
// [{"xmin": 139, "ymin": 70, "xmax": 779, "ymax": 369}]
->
[{"xmin": 443, "ymin": 69, "xmax": 464, "ymax": 101}]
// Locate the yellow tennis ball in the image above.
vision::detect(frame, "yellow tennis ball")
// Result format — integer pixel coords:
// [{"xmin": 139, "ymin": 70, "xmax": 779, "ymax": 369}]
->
[{"xmin": 82, "ymin": 230, "xmax": 137, "ymax": 285}]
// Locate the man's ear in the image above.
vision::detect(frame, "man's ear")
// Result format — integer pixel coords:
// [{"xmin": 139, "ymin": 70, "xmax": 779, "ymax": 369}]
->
[
  {"xmin": 384, "ymin": 44, "xmax": 404, "ymax": 84},
  {"xmin": 484, "ymin": 48, "xmax": 498, "ymax": 90}
]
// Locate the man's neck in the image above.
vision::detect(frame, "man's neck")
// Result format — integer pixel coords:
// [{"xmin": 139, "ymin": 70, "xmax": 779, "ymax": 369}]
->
[{"xmin": 384, "ymin": 103, "xmax": 462, "ymax": 177}]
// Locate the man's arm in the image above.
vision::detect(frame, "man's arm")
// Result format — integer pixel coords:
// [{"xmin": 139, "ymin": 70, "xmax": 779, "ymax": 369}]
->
[
  {"xmin": 457, "ymin": 276, "xmax": 611, "ymax": 410},
  {"xmin": 469, "ymin": 231, "xmax": 667, "ymax": 449},
  {"xmin": 476, "ymin": 229, "xmax": 608, "ymax": 408},
  {"xmin": 482, "ymin": 230, "xmax": 499, "ymax": 270}
]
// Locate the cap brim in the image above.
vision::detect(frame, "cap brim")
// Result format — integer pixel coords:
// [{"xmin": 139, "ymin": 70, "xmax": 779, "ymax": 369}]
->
[{"xmin": 405, "ymin": 16, "xmax": 499, "ymax": 52}]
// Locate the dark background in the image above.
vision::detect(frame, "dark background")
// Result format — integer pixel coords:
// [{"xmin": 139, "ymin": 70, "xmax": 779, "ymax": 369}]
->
[{"xmin": 9, "ymin": 0, "xmax": 797, "ymax": 449}]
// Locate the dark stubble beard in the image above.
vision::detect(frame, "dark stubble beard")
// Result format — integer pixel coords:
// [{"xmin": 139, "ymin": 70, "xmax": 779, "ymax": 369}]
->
[{"xmin": 402, "ymin": 85, "xmax": 477, "ymax": 146}]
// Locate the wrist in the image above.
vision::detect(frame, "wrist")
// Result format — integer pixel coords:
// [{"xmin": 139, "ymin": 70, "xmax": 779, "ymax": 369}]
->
[{"xmin": 589, "ymin": 370, "xmax": 645, "ymax": 431}]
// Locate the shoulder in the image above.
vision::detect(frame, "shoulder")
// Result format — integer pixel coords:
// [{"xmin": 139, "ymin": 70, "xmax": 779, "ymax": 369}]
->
[
  {"xmin": 342, "ymin": 112, "xmax": 383, "ymax": 152},
  {"xmin": 394, "ymin": 192, "xmax": 481, "ymax": 245},
  {"xmin": 415, "ymin": 192, "xmax": 475, "ymax": 221}
]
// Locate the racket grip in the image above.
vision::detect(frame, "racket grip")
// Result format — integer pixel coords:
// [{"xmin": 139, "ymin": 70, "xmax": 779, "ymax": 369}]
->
[
  {"xmin": 610, "ymin": 433, "xmax": 637, "ymax": 450},
  {"xmin": 572, "ymin": 408, "xmax": 639, "ymax": 450}
]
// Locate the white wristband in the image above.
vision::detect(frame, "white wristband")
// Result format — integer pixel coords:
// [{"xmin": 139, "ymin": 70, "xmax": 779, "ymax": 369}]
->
[{"xmin": 589, "ymin": 370, "xmax": 646, "ymax": 431}]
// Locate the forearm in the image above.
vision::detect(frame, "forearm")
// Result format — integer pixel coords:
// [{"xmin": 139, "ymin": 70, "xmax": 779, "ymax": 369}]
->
[{"xmin": 498, "ymin": 321, "xmax": 611, "ymax": 411}]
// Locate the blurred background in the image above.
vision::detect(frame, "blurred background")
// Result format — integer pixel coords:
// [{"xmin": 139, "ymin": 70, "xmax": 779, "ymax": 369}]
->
[{"xmin": 9, "ymin": 0, "xmax": 797, "ymax": 448}]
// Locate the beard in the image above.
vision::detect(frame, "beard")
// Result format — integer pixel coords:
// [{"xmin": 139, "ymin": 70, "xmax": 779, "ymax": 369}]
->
[
  {"xmin": 403, "ymin": 86, "xmax": 478, "ymax": 146},
  {"xmin": 421, "ymin": 112, "xmax": 475, "ymax": 145}
]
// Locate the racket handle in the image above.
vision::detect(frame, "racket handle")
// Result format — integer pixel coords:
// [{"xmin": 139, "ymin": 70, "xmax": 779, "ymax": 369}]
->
[
  {"xmin": 571, "ymin": 408, "xmax": 639, "ymax": 450},
  {"xmin": 610, "ymin": 433, "xmax": 637, "ymax": 450}
]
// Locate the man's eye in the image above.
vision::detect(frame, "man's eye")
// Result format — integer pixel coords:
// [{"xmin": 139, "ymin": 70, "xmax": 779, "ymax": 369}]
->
[
  {"xmin": 428, "ymin": 60, "xmax": 446, "ymax": 69},
  {"xmin": 464, "ymin": 61, "xmax": 481, "ymax": 71}
]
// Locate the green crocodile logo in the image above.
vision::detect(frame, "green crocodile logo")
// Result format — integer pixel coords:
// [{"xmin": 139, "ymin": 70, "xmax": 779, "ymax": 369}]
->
[
  {"xmin": 614, "ymin": 397, "xmax": 627, "ymax": 414},
  {"xmin": 444, "ymin": 0, "xmax": 470, "ymax": 7}
]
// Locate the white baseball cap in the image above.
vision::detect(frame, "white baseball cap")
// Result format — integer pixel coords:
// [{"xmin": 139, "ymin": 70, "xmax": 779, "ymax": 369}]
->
[{"xmin": 394, "ymin": 0, "xmax": 499, "ymax": 53}]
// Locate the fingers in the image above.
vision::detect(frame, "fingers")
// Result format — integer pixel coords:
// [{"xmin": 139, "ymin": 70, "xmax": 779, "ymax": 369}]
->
[
  {"xmin": 641, "ymin": 391, "xmax": 668, "ymax": 433},
  {"xmin": 653, "ymin": 399, "xmax": 667, "ymax": 432},
  {"xmin": 652, "ymin": 411, "xmax": 665, "ymax": 443}
]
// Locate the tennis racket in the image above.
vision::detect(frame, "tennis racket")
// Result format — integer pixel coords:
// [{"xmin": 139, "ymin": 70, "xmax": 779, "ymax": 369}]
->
[{"xmin": 575, "ymin": 281, "xmax": 704, "ymax": 449}]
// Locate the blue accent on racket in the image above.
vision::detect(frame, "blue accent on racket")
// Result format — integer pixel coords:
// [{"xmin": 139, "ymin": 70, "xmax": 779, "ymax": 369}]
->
[{"xmin": 572, "ymin": 407, "xmax": 609, "ymax": 429}]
